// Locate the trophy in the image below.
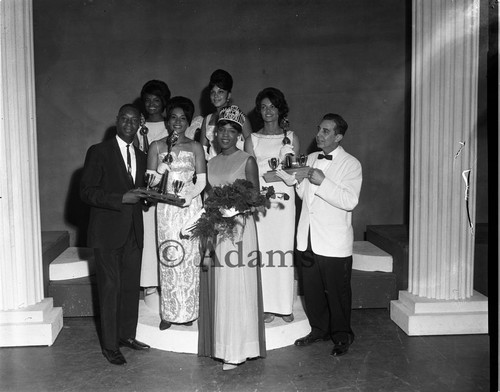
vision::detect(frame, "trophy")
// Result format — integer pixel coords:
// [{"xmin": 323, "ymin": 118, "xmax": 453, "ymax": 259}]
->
[
  {"xmin": 172, "ymin": 180, "xmax": 184, "ymax": 197},
  {"xmin": 268, "ymin": 157, "xmax": 279, "ymax": 171}
]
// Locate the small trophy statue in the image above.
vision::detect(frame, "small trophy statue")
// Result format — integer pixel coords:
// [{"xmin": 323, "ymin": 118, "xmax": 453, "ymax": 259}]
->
[{"xmin": 268, "ymin": 157, "xmax": 279, "ymax": 171}]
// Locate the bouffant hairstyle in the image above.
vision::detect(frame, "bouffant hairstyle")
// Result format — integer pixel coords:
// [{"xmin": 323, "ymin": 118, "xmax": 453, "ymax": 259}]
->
[
  {"xmin": 322, "ymin": 113, "xmax": 348, "ymax": 136},
  {"xmin": 166, "ymin": 96, "xmax": 195, "ymax": 125},
  {"xmin": 140, "ymin": 80, "xmax": 171, "ymax": 107},
  {"xmin": 255, "ymin": 87, "xmax": 289, "ymax": 123},
  {"xmin": 208, "ymin": 69, "xmax": 233, "ymax": 92}
]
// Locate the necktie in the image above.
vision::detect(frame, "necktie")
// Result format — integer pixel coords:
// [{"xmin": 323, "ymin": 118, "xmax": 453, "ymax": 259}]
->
[
  {"xmin": 318, "ymin": 154, "xmax": 332, "ymax": 160},
  {"xmin": 126, "ymin": 144, "xmax": 134, "ymax": 184},
  {"xmin": 142, "ymin": 133, "xmax": 149, "ymax": 153}
]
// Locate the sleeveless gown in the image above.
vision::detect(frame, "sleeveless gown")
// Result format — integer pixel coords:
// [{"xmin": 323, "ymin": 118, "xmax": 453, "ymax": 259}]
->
[
  {"xmin": 250, "ymin": 132, "xmax": 296, "ymax": 315},
  {"xmin": 156, "ymin": 150, "xmax": 202, "ymax": 323},
  {"xmin": 198, "ymin": 149, "xmax": 266, "ymax": 364}
]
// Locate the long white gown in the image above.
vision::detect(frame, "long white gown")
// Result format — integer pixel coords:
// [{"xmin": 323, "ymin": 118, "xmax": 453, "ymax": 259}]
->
[{"xmin": 251, "ymin": 132, "xmax": 296, "ymax": 316}]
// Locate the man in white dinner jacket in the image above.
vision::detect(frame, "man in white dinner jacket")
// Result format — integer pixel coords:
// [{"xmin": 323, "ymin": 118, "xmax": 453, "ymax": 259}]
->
[{"xmin": 278, "ymin": 113, "xmax": 362, "ymax": 356}]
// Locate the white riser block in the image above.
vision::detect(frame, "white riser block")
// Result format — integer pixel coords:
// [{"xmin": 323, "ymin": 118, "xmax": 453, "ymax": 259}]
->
[
  {"xmin": 390, "ymin": 290, "xmax": 488, "ymax": 336},
  {"xmin": 50, "ymin": 247, "xmax": 94, "ymax": 280},
  {"xmin": 0, "ymin": 297, "xmax": 54, "ymax": 323},
  {"xmin": 352, "ymin": 241, "xmax": 393, "ymax": 272},
  {"xmin": 397, "ymin": 290, "xmax": 488, "ymax": 314},
  {"xmin": 0, "ymin": 305, "xmax": 63, "ymax": 347}
]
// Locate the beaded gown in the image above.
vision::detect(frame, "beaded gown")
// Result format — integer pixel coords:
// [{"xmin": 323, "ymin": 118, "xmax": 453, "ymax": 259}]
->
[{"xmin": 156, "ymin": 150, "xmax": 202, "ymax": 323}]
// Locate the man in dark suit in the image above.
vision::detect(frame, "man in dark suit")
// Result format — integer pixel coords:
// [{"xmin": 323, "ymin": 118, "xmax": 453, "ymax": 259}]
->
[{"xmin": 81, "ymin": 104, "xmax": 150, "ymax": 365}]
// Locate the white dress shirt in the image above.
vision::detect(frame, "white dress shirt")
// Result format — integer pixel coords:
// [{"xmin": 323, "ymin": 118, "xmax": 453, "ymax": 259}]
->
[{"xmin": 116, "ymin": 135, "xmax": 136, "ymax": 182}]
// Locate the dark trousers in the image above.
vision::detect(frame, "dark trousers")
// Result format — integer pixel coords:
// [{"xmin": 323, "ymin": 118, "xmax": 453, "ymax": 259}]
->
[
  {"xmin": 298, "ymin": 247, "xmax": 354, "ymax": 344},
  {"xmin": 94, "ymin": 228, "xmax": 142, "ymax": 350}
]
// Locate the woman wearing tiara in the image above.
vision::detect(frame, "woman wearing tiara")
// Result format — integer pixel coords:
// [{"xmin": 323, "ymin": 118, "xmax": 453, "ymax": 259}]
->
[
  {"xmin": 147, "ymin": 96, "xmax": 206, "ymax": 330},
  {"xmin": 244, "ymin": 87, "xmax": 300, "ymax": 323},
  {"xmin": 199, "ymin": 69, "xmax": 252, "ymax": 160},
  {"xmin": 138, "ymin": 80, "xmax": 171, "ymax": 299},
  {"xmin": 198, "ymin": 105, "xmax": 266, "ymax": 371}
]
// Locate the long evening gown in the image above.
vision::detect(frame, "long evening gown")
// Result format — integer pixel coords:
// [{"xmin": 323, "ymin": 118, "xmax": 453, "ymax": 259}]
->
[
  {"xmin": 156, "ymin": 150, "xmax": 202, "ymax": 323},
  {"xmin": 198, "ymin": 149, "xmax": 266, "ymax": 364},
  {"xmin": 250, "ymin": 132, "xmax": 296, "ymax": 316}
]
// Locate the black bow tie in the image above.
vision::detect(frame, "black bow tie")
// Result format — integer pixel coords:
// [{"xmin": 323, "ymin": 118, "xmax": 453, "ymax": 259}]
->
[{"xmin": 318, "ymin": 154, "xmax": 332, "ymax": 160}]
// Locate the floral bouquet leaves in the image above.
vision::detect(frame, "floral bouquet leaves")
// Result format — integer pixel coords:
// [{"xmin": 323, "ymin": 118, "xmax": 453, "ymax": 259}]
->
[{"xmin": 188, "ymin": 179, "xmax": 275, "ymax": 242}]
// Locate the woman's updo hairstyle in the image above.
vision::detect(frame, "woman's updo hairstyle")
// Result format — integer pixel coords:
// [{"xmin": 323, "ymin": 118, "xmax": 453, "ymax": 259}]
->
[
  {"xmin": 166, "ymin": 96, "xmax": 195, "ymax": 125},
  {"xmin": 209, "ymin": 69, "xmax": 233, "ymax": 92}
]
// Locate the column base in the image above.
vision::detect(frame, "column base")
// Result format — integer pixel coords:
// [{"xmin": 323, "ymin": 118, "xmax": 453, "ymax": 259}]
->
[
  {"xmin": 0, "ymin": 298, "xmax": 63, "ymax": 347},
  {"xmin": 390, "ymin": 290, "xmax": 488, "ymax": 336}
]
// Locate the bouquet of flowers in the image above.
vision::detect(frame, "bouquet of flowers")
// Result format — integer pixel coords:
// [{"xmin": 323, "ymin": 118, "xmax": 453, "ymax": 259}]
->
[{"xmin": 186, "ymin": 179, "xmax": 275, "ymax": 242}]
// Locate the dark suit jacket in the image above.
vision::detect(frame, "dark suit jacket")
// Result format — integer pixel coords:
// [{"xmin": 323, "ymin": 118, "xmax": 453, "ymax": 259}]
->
[{"xmin": 80, "ymin": 137, "xmax": 147, "ymax": 249}]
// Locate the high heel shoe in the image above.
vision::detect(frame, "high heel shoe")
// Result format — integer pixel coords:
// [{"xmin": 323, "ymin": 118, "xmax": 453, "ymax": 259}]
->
[
  {"xmin": 222, "ymin": 362, "xmax": 238, "ymax": 371},
  {"xmin": 282, "ymin": 313, "xmax": 294, "ymax": 323},
  {"xmin": 263, "ymin": 313, "xmax": 275, "ymax": 323}
]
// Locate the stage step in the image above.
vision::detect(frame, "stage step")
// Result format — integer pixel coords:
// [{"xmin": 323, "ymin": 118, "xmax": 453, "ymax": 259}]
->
[
  {"xmin": 49, "ymin": 276, "xmax": 98, "ymax": 317},
  {"xmin": 49, "ymin": 247, "xmax": 95, "ymax": 281},
  {"xmin": 42, "ymin": 231, "xmax": 70, "ymax": 297},
  {"xmin": 351, "ymin": 270, "xmax": 397, "ymax": 308},
  {"xmin": 352, "ymin": 241, "xmax": 393, "ymax": 272}
]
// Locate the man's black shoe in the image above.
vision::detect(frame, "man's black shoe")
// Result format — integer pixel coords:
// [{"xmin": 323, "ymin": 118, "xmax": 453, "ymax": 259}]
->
[
  {"xmin": 102, "ymin": 348, "xmax": 126, "ymax": 365},
  {"xmin": 119, "ymin": 338, "xmax": 150, "ymax": 350},
  {"xmin": 294, "ymin": 332, "xmax": 330, "ymax": 346},
  {"xmin": 330, "ymin": 341, "xmax": 350, "ymax": 357}
]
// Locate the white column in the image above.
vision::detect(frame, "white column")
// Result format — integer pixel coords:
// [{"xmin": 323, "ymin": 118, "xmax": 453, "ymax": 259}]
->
[
  {"xmin": 0, "ymin": 0, "xmax": 62, "ymax": 346},
  {"xmin": 391, "ymin": 0, "xmax": 488, "ymax": 335}
]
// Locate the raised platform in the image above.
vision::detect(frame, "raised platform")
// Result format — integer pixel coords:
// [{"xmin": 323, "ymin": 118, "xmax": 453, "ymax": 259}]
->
[{"xmin": 136, "ymin": 296, "xmax": 311, "ymax": 353}]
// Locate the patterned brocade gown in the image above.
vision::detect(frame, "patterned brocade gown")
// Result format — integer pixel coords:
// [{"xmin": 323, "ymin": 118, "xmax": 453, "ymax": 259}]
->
[{"xmin": 156, "ymin": 150, "xmax": 202, "ymax": 323}]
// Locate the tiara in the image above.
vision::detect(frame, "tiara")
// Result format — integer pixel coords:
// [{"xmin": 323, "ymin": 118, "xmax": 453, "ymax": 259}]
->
[{"xmin": 218, "ymin": 105, "xmax": 245, "ymax": 127}]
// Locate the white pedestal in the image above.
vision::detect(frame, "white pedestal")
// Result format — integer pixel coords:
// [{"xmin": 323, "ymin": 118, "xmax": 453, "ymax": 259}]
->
[
  {"xmin": 390, "ymin": 290, "xmax": 488, "ymax": 336},
  {"xmin": 0, "ymin": 298, "xmax": 63, "ymax": 347}
]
